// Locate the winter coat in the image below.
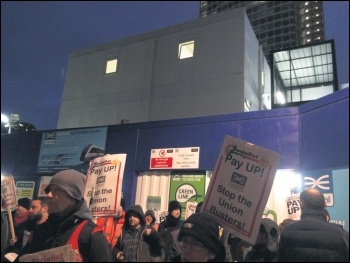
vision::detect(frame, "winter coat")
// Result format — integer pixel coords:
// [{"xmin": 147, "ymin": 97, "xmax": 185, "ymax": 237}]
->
[
  {"xmin": 278, "ymin": 209, "xmax": 349, "ymax": 262},
  {"xmin": 6, "ymin": 220, "xmax": 37, "ymax": 255},
  {"xmin": 112, "ymin": 205, "xmax": 164, "ymax": 262},
  {"xmin": 158, "ymin": 215, "xmax": 183, "ymax": 262},
  {"xmin": 17, "ymin": 200, "xmax": 114, "ymax": 262}
]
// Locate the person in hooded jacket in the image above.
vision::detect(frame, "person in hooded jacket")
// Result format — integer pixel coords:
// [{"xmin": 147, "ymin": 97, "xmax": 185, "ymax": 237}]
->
[
  {"xmin": 112, "ymin": 205, "xmax": 164, "ymax": 262},
  {"xmin": 244, "ymin": 218, "xmax": 280, "ymax": 262},
  {"xmin": 145, "ymin": 209, "xmax": 159, "ymax": 231},
  {"xmin": 16, "ymin": 169, "xmax": 114, "ymax": 262},
  {"xmin": 158, "ymin": 200, "xmax": 183, "ymax": 262}
]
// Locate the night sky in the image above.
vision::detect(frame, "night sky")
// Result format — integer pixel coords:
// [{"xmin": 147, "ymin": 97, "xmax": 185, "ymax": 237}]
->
[{"xmin": 1, "ymin": 1, "xmax": 349, "ymax": 131}]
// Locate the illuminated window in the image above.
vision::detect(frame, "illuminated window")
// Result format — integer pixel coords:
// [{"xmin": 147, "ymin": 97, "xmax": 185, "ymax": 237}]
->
[
  {"xmin": 105, "ymin": 59, "xmax": 118, "ymax": 74},
  {"xmin": 178, "ymin": 41, "xmax": 195, "ymax": 59}
]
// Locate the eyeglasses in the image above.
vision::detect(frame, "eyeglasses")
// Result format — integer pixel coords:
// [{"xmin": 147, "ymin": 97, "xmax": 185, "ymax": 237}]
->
[{"xmin": 178, "ymin": 240, "xmax": 206, "ymax": 252}]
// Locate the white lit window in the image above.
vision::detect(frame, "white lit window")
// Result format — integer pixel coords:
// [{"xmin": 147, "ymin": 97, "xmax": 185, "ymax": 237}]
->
[
  {"xmin": 307, "ymin": 31, "xmax": 310, "ymax": 34},
  {"xmin": 306, "ymin": 9, "xmax": 309, "ymax": 12},
  {"xmin": 306, "ymin": 24, "xmax": 310, "ymax": 27},
  {"xmin": 178, "ymin": 41, "xmax": 195, "ymax": 59},
  {"xmin": 105, "ymin": 59, "xmax": 118, "ymax": 74},
  {"xmin": 306, "ymin": 16, "xmax": 309, "ymax": 20}
]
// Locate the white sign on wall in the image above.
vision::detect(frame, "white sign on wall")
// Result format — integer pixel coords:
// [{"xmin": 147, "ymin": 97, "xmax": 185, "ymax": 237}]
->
[
  {"xmin": 16, "ymin": 181, "xmax": 35, "ymax": 200},
  {"xmin": 150, "ymin": 147, "xmax": 200, "ymax": 169},
  {"xmin": 38, "ymin": 176, "xmax": 54, "ymax": 197}
]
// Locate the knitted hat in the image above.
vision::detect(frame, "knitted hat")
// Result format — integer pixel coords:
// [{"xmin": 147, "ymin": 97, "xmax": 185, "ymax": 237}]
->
[
  {"xmin": 178, "ymin": 212, "xmax": 226, "ymax": 260},
  {"xmin": 18, "ymin": 198, "xmax": 31, "ymax": 210},
  {"xmin": 168, "ymin": 200, "xmax": 182, "ymax": 214},
  {"xmin": 45, "ymin": 169, "xmax": 86, "ymax": 200},
  {"xmin": 145, "ymin": 209, "xmax": 156, "ymax": 224},
  {"xmin": 260, "ymin": 218, "xmax": 280, "ymax": 252}
]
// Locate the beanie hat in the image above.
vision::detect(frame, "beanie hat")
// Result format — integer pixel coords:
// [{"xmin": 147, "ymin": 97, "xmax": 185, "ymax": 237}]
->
[
  {"xmin": 145, "ymin": 210, "xmax": 156, "ymax": 224},
  {"xmin": 45, "ymin": 169, "xmax": 86, "ymax": 200},
  {"xmin": 260, "ymin": 218, "xmax": 280, "ymax": 252},
  {"xmin": 124, "ymin": 205, "xmax": 146, "ymax": 228},
  {"xmin": 18, "ymin": 198, "xmax": 31, "ymax": 210},
  {"xmin": 168, "ymin": 200, "xmax": 182, "ymax": 214},
  {"xmin": 178, "ymin": 212, "xmax": 226, "ymax": 260}
]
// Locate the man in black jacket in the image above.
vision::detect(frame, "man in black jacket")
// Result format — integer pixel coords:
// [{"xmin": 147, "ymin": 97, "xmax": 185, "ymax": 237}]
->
[
  {"xmin": 158, "ymin": 200, "xmax": 183, "ymax": 262},
  {"xmin": 17, "ymin": 169, "xmax": 114, "ymax": 262},
  {"xmin": 6, "ymin": 197, "xmax": 49, "ymax": 256},
  {"xmin": 278, "ymin": 188, "xmax": 349, "ymax": 262}
]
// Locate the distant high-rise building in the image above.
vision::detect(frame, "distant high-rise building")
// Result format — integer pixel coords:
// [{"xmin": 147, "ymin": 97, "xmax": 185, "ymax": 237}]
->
[{"xmin": 200, "ymin": 1, "xmax": 325, "ymax": 65}]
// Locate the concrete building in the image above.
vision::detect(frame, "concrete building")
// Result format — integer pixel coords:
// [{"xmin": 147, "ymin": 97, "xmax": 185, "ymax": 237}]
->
[
  {"xmin": 58, "ymin": 8, "xmax": 270, "ymax": 129},
  {"xmin": 199, "ymin": 1, "xmax": 326, "ymax": 65}
]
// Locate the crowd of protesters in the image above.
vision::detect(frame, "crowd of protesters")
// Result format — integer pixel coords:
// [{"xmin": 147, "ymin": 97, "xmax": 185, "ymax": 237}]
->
[{"xmin": 1, "ymin": 169, "xmax": 349, "ymax": 262}]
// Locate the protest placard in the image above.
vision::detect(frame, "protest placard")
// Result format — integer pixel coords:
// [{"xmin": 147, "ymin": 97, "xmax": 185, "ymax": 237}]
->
[
  {"xmin": 84, "ymin": 154, "xmax": 126, "ymax": 217},
  {"xmin": 202, "ymin": 135, "xmax": 280, "ymax": 244},
  {"xmin": 19, "ymin": 245, "xmax": 76, "ymax": 262},
  {"xmin": 185, "ymin": 201, "xmax": 198, "ymax": 219},
  {"xmin": 1, "ymin": 173, "xmax": 18, "ymax": 239},
  {"xmin": 1, "ymin": 173, "xmax": 17, "ymax": 211}
]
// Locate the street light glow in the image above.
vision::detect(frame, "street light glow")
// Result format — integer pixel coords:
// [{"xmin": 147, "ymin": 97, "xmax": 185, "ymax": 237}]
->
[
  {"xmin": 1, "ymin": 113, "xmax": 36, "ymax": 133},
  {"xmin": 1, "ymin": 114, "xmax": 9, "ymax": 124}
]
